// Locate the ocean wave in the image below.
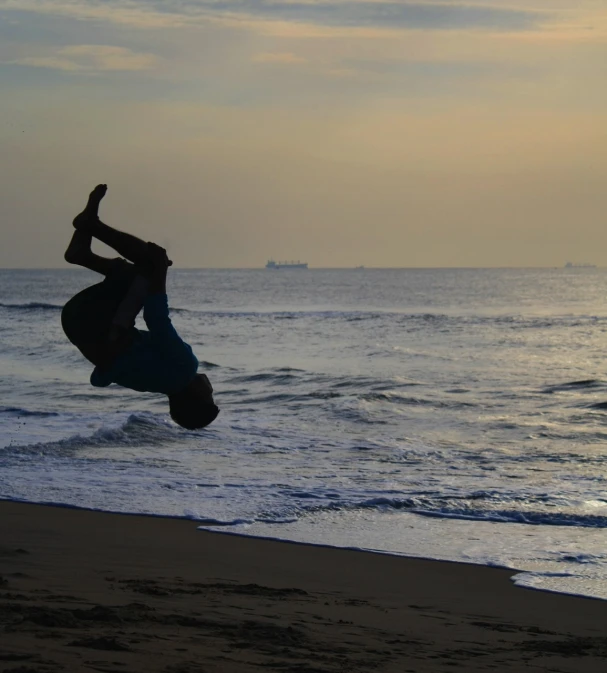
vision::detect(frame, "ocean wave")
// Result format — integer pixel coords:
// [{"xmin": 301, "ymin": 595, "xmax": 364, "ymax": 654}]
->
[
  {"xmin": 242, "ymin": 393, "xmax": 298, "ymax": 404},
  {"xmin": 329, "ymin": 406, "xmax": 387, "ymax": 425},
  {"xmin": 3, "ymin": 414, "xmax": 182, "ymax": 455},
  {"xmin": 543, "ymin": 379, "xmax": 603, "ymax": 394},
  {"xmin": 328, "ymin": 376, "xmax": 383, "ymax": 389},
  {"xmin": 191, "ymin": 516, "xmax": 256, "ymax": 526},
  {"xmin": 306, "ymin": 391, "xmax": 343, "ymax": 400},
  {"xmin": 412, "ymin": 508, "xmax": 607, "ymax": 527},
  {"xmin": 227, "ymin": 372, "xmax": 301, "ymax": 384},
  {"xmin": 230, "ymin": 388, "xmax": 466, "ymax": 408},
  {"xmin": 360, "ymin": 392, "xmax": 475, "ymax": 408},
  {"xmin": 192, "ymin": 515, "xmax": 298, "ymax": 526},
  {"xmin": 281, "ymin": 494, "xmax": 607, "ymax": 529},
  {"xmin": 198, "ymin": 309, "xmax": 394, "ymax": 320},
  {"xmin": 0, "ymin": 406, "xmax": 60, "ymax": 417},
  {"xmin": 0, "ymin": 301, "xmax": 63, "ymax": 311},
  {"xmin": 3, "ymin": 301, "xmax": 603, "ymax": 333},
  {"xmin": 167, "ymin": 307, "xmax": 607, "ymax": 327},
  {"xmin": 556, "ymin": 552, "xmax": 607, "ymax": 565},
  {"xmin": 199, "ymin": 360, "xmax": 221, "ymax": 369}
]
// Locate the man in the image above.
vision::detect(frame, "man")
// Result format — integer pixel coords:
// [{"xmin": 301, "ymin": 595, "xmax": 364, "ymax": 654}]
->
[{"xmin": 62, "ymin": 184, "xmax": 219, "ymax": 430}]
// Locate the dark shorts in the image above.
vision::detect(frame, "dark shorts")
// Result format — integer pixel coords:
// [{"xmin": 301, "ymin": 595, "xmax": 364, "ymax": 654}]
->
[{"xmin": 61, "ymin": 259, "xmax": 138, "ymax": 364}]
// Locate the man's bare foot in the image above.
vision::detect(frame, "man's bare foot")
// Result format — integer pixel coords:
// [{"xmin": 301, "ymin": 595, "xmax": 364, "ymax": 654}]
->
[{"xmin": 73, "ymin": 184, "xmax": 107, "ymax": 229}]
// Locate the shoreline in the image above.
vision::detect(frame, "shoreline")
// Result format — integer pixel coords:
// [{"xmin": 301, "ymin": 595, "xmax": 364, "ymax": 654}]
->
[
  {"xmin": 1, "ymin": 500, "xmax": 607, "ymax": 672},
  {"xmin": 3, "ymin": 496, "xmax": 604, "ymax": 603}
]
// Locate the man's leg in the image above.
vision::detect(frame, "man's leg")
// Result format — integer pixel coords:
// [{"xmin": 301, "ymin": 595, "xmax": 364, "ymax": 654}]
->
[
  {"xmin": 65, "ymin": 185, "xmax": 117, "ymax": 276},
  {"xmin": 73, "ymin": 184, "xmax": 172, "ymax": 271}
]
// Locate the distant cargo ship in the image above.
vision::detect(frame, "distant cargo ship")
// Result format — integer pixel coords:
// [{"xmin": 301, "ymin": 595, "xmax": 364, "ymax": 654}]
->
[
  {"xmin": 266, "ymin": 260, "xmax": 308, "ymax": 269},
  {"xmin": 565, "ymin": 262, "xmax": 596, "ymax": 268}
]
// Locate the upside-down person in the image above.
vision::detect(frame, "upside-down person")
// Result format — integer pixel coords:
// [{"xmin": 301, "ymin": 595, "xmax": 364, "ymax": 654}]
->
[{"xmin": 62, "ymin": 184, "xmax": 219, "ymax": 430}]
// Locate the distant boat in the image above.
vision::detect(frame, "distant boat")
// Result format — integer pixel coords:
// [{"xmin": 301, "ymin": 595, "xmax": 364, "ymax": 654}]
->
[
  {"xmin": 565, "ymin": 262, "xmax": 596, "ymax": 268},
  {"xmin": 266, "ymin": 260, "xmax": 308, "ymax": 269},
  {"xmin": 355, "ymin": 265, "xmax": 365, "ymax": 270}
]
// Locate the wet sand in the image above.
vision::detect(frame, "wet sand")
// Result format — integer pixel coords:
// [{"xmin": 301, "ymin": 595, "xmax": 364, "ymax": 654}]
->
[{"xmin": 1, "ymin": 500, "xmax": 606, "ymax": 672}]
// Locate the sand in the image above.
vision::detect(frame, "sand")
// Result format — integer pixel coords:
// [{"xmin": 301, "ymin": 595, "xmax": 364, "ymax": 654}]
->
[{"xmin": 0, "ymin": 501, "xmax": 606, "ymax": 672}]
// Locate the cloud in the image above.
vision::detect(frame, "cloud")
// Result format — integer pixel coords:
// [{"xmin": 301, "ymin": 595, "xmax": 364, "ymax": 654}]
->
[
  {"xmin": 232, "ymin": 0, "xmax": 543, "ymax": 31},
  {"xmin": 2, "ymin": 1, "xmax": 606, "ymax": 51},
  {"xmin": 8, "ymin": 45, "xmax": 158, "ymax": 72},
  {"xmin": 0, "ymin": 0, "xmax": 546, "ymax": 33}
]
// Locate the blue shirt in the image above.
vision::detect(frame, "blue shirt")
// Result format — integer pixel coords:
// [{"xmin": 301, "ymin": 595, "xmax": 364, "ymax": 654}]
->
[{"xmin": 90, "ymin": 293, "xmax": 198, "ymax": 395}]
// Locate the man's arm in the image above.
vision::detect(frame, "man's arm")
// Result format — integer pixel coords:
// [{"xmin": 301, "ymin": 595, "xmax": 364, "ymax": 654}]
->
[
  {"xmin": 105, "ymin": 244, "xmax": 168, "ymax": 346},
  {"xmin": 142, "ymin": 245, "xmax": 194, "ymax": 356},
  {"xmin": 111, "ymin": 275, "xmax": 149, "ymax": 333},
  {"xmin": 94, "ymin": 274, "xmax": 150, "ymax": 370}
]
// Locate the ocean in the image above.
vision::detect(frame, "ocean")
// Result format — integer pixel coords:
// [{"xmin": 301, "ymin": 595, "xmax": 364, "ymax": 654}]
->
[{"xmin": 1, "ymin": 267, "xmax": 607, "ymax": 600}]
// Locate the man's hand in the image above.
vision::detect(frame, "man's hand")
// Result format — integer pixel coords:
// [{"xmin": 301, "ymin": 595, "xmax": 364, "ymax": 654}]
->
[
  {"xmin": 146, "ymin": 242, "xmax": 171, "ymax": 293},
  {"xmin": 146, "ymin": 242, "xmax": 173, "ymax": 268}
]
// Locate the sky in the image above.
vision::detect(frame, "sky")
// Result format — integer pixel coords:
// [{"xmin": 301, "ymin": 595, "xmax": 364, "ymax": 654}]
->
[{"xmin": 0, "ymin": 1, "xmax": 606, "ymax": 268}]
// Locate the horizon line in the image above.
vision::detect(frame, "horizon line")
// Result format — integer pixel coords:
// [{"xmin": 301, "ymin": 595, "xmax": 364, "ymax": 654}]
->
[{"xmin": 0, "ymin": 265, "xmax": 603, "ymax": 271}]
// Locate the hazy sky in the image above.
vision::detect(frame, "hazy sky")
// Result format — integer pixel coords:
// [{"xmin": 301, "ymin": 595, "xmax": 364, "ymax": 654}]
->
[{"xmin": 1, "ymin": 0, "xmax": 606, "ymax": 267}]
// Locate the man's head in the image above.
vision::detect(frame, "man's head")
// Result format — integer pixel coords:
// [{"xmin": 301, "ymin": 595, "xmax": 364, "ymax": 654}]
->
[{"xmin": 168, "ymin": 373, "xmax": 219, "ymax": 430}]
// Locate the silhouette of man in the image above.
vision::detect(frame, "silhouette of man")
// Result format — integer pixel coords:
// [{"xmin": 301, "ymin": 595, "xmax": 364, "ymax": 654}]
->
[{"xmin": 62, "ymin": 184, "xmax": 219, "ymax": 430}]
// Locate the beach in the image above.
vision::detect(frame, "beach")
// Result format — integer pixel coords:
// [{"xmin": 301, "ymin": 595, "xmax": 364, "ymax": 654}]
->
[{"xmin": 1, "ymin": 501, "xmax": 606, "ymax": 673}]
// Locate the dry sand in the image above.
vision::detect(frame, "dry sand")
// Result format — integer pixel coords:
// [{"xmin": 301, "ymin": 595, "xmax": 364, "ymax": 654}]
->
[{"xmin": 1, "ymin": 501, "xmax": 606, "ymax": 672}]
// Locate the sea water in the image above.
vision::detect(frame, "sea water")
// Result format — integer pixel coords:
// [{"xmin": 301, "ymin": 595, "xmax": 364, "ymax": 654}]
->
[{"xmin": 1, "ymin": 267, "xmax": 607, "ymax": 599}]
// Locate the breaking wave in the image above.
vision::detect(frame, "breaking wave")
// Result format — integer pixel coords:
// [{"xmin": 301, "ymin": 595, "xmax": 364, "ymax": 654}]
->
[
  {"xmin": 278, "ymin": 494, "xmax": 607, "ymax": 529},
  {"xmin": 2, "ymin": 414, "xmax": 184, "ymax": 455}
]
